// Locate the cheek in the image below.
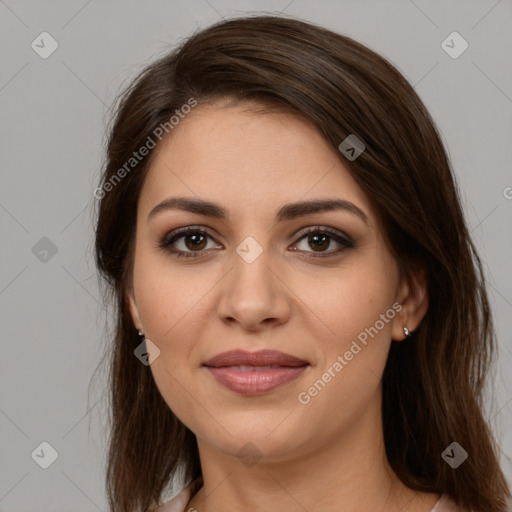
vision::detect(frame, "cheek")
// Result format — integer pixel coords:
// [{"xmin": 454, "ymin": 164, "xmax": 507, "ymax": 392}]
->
[
  {"xmin": 294, "ymin": 259, "xmax": 397, "ymax": 405},
  {"xmin": 133, "ymin": 263, "xmax": 206, "ymax": 425},
  {"xmin": 132, "ymin": 255, "xmax": 213, "ymax": 398},
  {"xmin": 295, "ymin": 302, "xmax": 394, "ymax": 436},
  {"xmin": 133, "ymin": 252, "xmax": 212, "ymax": 340},
  {"xmin": 295, "ymin": 261, "xmax": 397, "ymax": 346}
]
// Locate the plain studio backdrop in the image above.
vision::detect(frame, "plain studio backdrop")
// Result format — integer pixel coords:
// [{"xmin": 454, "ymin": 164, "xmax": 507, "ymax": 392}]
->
[{"xmin": 0, "ymin": 1, "xmax": 511, "ymax": 510}]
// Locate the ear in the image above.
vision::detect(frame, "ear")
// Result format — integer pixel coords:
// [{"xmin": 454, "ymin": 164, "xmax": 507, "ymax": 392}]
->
[
  {"xmin": 126, "ymin": 286, "xmax": 143, "ymax": 333},
  {"xmin": 391, "ymin": 263, "xmax": 429, "ymax": 342}
]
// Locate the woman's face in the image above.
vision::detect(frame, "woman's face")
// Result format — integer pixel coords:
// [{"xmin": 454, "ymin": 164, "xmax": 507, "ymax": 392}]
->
[{"xmin": 127, "ymin": 98, "xmax": 426, "ymax": 462}]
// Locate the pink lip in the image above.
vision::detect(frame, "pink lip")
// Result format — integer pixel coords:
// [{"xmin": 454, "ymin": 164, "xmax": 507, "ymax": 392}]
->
[
  {"xmin": 203, "ymin": 349, "xmax": 309, "ymax": 367},
  {"xmin": 203, "ymin": 350, "xmax": 310, "ymax": 395}
]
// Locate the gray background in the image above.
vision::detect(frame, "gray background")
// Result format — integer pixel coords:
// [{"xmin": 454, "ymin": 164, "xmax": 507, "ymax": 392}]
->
[{"xmin": 1, "ymin": 0, "xmax": 511, "ymax": 510}]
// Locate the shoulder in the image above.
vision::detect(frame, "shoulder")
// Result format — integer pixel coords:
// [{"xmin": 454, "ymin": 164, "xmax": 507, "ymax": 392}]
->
[
  {"xmin": 430, "ymin": 493, "xmax": 470, "ymax": 512},
  {"xmin": 150, "ymin": 477, "xmax": 203, "ymax": 512}
]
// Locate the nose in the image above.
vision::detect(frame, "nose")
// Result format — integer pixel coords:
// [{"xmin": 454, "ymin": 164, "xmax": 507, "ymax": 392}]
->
[{"xmin": 216, "ymin": 243, "xmax": 291, "ymax": 332}]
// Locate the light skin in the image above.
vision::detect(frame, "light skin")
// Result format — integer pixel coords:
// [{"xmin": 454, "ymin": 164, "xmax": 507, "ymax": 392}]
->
[{"xmin": 127, "ymin": 98, "xmax": 437, "ymax": 511}]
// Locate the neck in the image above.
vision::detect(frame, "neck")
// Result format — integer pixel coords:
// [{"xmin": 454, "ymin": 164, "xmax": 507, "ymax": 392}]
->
[{"xmin": 186, "ymin": 392, "xmax": 437, "ymax": 512}]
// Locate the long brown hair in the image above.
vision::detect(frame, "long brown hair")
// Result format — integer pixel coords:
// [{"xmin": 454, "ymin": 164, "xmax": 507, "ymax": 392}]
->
[{"xmin": 92, "ymin": 14, "xmax": 511, "ymax": 512}]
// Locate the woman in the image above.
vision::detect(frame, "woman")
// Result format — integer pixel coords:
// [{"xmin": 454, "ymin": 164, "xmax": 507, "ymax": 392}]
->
[{"xmin": 93, "ymin": 14, "xmax": 511, "ymax": 512}]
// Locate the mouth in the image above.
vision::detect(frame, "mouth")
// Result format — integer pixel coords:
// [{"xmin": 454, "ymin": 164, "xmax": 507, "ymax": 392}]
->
[
  {"xmin": 202, "ymin": 350, "xmax": 310, "ymax": 395},
  {"xmin": 213, "ymin": 364, "xmax": 298, "ymax": 371},
  {"xmin": 203, "ymin": 349, "xmax": 309, "ymax": 368}
]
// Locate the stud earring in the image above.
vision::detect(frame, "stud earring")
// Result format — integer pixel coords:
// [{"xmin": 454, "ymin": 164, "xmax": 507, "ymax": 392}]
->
[
  {"xmin": 403, "ymin": 326, "xmax": 412, "ymax": 337},
  {"xmin": 138, "ymin": 330, "xmax": 144, "ymax": 338}
]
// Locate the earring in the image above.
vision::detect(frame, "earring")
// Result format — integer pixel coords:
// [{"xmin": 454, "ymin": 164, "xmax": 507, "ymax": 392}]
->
[
  {"xmin": 138, "ymin": 330, "xmax": 144, "ymax": 338},
  {"xmin": 403, "ymin": 326, "xmax": 412, "ymax": 337}
]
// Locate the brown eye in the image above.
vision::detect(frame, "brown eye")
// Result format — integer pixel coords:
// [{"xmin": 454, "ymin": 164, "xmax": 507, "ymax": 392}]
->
[
  {"xmin": 307, "ymin": 233, "xmax": 330, "ymax": 252},
  {"xmin": 293, "ymin": 227, "xmax": 354, "ymax": 257},
  {"xmin": 159, "ymin": 226, "xmax": 354, "ymax": 260},
  {"xmin": 159, "ymin": 227, "xmax": 220, "ymax": 258},
  {"xmin": 183, "ymin": 232, "xmax": 208, "ymax": 251}
]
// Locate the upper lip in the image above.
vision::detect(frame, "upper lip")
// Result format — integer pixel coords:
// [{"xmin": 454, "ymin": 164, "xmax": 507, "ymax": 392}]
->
[{"xmin": 203, "ymin": 349, "xmax": 309, "ymax": 368}]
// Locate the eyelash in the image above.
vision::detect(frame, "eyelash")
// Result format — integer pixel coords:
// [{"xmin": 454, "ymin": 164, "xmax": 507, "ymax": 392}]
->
[{"xmin": 158, "ymin": 225, "xmax": 355, "ymax": 259}]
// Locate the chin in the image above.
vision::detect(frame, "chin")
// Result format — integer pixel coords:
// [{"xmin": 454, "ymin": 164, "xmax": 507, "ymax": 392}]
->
[{"xmin": 196, "ymin": 414, "xmax": 312, "ymax": 463}]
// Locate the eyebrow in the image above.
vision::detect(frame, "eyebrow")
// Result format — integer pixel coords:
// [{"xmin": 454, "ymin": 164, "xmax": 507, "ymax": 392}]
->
[{"xmin": 147, "ymin": 197, "xmax": 369, "ymax": 226}]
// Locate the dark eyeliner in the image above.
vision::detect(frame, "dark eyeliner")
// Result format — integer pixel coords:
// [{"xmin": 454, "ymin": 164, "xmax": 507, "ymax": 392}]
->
[
  {"xmin": 293, "ymin": 226, "xmax": 355, "ymax": 258},
  {"xmin": 158, "ymin": 226, "xmax": 214, "ymax": 258},
  {"xmin": 158, "ymin": 225, "xmax": 355, "ymax": 259}
]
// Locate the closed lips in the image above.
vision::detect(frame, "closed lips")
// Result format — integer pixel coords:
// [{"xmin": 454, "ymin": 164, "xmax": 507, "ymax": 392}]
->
[
  {"xmin": 203, "ymin": 349, "xmax": 310, "ymax": 395},
  {"xmin": 223, "ymin": 365, "xmax": 291, "ymax": 371},
  {"xmin": 203, "ymin": 349, "xmax": 310, "ymax": 368}
]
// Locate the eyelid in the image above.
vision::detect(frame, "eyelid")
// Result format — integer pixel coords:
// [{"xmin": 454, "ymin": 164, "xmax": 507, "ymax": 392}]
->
[
  {"xmin": 294, "ymin": 225, "xmax": 354, "ymax": 245},
  {"xmin": 158, "ymin": 224, "xmax": 355, "ymax": 258},
  {"xmin": 159, "ymin": 225, "xmax": 219, "ymax": 247}
]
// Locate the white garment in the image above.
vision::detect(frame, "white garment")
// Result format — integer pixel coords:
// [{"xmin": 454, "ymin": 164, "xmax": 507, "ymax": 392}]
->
[{"xmin": 152, "ymin": 478, "xmax": 463, "ymax": 512}]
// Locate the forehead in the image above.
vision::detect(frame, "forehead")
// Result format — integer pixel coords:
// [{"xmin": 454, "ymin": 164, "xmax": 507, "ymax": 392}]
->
[{"xmin": 139, "ymin": 99, "xmax": 379, "ymax": 228}]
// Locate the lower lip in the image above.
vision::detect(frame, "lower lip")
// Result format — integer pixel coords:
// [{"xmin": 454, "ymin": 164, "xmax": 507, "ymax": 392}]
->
[{"xmin": 205, "ymin": 365, "xmax": 309, "ymax": 395}]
